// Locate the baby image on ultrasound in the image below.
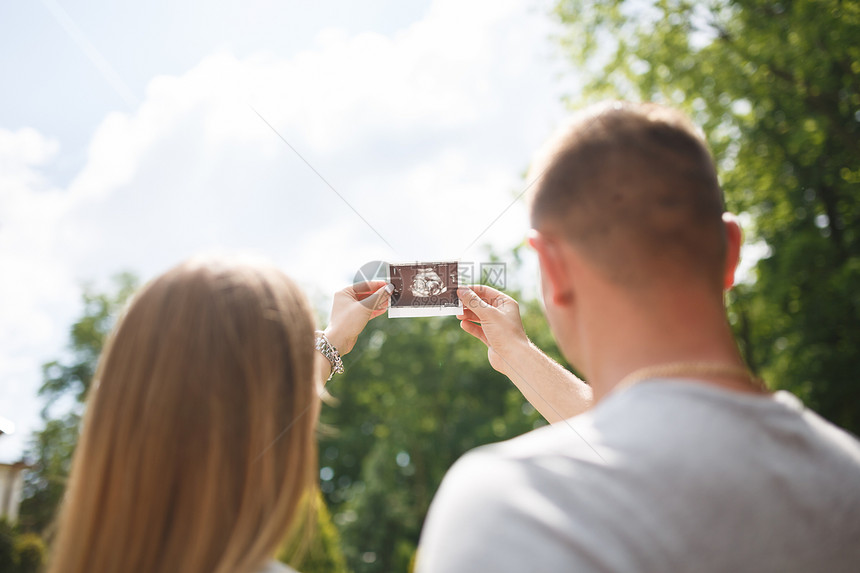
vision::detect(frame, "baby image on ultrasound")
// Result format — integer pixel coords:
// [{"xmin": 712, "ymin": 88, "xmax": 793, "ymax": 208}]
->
[
  {"xmin": 410, "ymin": 267, "xmax": 447, "ymax": 297},
  {"xmin": 388, "ymin": 262, "xmax": 463, "ymax": 318}
]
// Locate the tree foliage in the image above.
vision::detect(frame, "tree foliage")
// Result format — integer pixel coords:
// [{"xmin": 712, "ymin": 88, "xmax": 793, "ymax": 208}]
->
[
  {"xmin": 0, "ymin": 519, "xmax": 13, "ymax": 572},
  {"xmin": 279, "ymin": 491, "xmax": 349, "ymax": 573},
  {"xmin": 39, "ymin": 272, "xmax": 138, "ymax": 407},
  {"xmin": 20, "ymin": 273, "xmax": 139, "ymax": 534},
  {"xmin": 555, "ymin": 0, "xmax": 860, "ymax": 432},
  {"xmin": 12, "ymin": 533, "xmax": 46, "ymax": 573},
  {"xmin": 0, "ymin": 520, "xmax": 46, "ymax": 573}
]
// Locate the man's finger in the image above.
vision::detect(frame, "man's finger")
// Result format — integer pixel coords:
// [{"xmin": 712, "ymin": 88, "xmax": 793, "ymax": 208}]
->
[
  {"xmin": 460, "ymin": 319, "xmax": 489, "ymax": 347},
  {"xmin": 457, "ymin": 306, "xmax": 481, "ymax": 323},
  {"xmin": 467, "ymin": 283, "xmax": 506, "ymax": 301},
  {"xmin": 458, "ymin": 286, "xmax": 498, "ymax": 321}
]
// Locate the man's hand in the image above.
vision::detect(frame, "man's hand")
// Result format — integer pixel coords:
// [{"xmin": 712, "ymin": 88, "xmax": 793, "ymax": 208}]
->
[
  {"xmin": 457, "ymin": 284, "xmax": 593, "ymax": 423},
  {"xmin": 457, "ymin": 285, "xmax": 530, "ymax": 376}
]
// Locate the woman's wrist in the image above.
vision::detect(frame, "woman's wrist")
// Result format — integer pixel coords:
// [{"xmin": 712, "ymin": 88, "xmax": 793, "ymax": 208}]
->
[
  {"xmin": 323, "ymin": 326, "xmax": 351, "ymax": 356},
  {"xmin": 315, "ymin": 330, "xmax": 345, "ymax": 384}
]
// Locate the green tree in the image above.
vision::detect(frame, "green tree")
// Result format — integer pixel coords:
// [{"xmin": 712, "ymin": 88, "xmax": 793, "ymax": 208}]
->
[
  {"xmin": 279, "ymin": 491, "xmax": 349, "ymax": 573},
  {"xmin": 0, "ymin": 520, "xmax": 46, "ymax": 573},
  {"xmin": 0, "ymin": 519, "xmax": 14, "ymax": 572},
  {"xmin": 20, "ymin": 272, "xmax": 138, "ymax": 534},
  {"xmin": 555, "ymin": 0, "xmax": 860, "ymax": 432},
  {"xmin": 12, "ymin": 533, "xmax": 46, "ymax": 573},
  {"xmin": 17, "ymin": 414, "xmax": 80, "ymax": 535}
]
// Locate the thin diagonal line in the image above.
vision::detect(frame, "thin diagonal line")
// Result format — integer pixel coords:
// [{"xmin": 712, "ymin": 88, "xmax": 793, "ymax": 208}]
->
[
  {"xmin": 495, "ymin": 349, "xmax": 606, "ymax": 463},
  {"xmin": 253, "ymin": 393, "xmax": 319, "ymax": 463},
  {"xmin": 338, "ymin": 334, "xmax": 377, "ymax": 371},
  {"xmin": 250, "ymin": 105, "xmax": 397, "ymax": 253},
  {"xmin": 40, "ymin": 0, "xmax": 139, "ymax": 109},
  {"xmin": 253, "ymin": 345, "xmax": 377, "ymax": 464},
  {"xmin": 459, "ymin": 165, "xmax": 550, "ymax": 258}
]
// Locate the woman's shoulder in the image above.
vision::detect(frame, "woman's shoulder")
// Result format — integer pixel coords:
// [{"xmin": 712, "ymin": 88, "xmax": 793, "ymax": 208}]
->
[{"xmin": 257, "ymin": 560, "xmax": 299, "ymax": 573}]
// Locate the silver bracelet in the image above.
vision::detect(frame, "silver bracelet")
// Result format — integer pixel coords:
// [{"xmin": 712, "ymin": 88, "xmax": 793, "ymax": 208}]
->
[{"xmin": 315, "ymin": 330, "xmax": 344, "ymax": 381}]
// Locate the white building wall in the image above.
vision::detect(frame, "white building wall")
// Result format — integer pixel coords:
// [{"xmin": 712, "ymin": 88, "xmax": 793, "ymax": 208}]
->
[{"xmin": 0, "ymin": 463, "xmax": 26, "ymax": 523}]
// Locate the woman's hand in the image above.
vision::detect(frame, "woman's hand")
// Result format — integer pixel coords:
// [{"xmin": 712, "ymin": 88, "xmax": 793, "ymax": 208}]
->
[{"xmin": 324, "ymin": 280, "xmax": 393, "ymax": 356}]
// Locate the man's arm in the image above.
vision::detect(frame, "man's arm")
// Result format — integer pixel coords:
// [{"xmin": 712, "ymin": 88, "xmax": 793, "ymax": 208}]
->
[{"xmin": 457, "ymin": 285, "xmax": 592, "ymax": 422}]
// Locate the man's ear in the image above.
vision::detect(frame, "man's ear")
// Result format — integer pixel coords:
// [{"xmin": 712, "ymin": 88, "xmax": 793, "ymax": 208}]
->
[
  {"xmin": 722, "ymin": 213, "xmax": 743, "ymax": 290},
  {"xmin": 528, "ymin": 230, "xmax": 574, "ymax": 306}
]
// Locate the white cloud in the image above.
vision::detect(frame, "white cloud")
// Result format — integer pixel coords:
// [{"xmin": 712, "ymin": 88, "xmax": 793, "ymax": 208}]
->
[
  {"xmin": 0, "ymin": 127, "xmax": 81, "ymax": 462},
  {"xmin": 0, "ymin": 0, "xmax": 571, "ymax": 461}
]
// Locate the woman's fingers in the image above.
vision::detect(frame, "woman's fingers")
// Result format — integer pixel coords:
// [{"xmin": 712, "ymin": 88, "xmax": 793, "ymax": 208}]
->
[
  {"xmin": 367, "ymin": 284, "xmax": 393, "ymax": 318},
  {"xmin": 327, "ymin": 283, "xmax": 392, "ymax": 355},
  {"xmin": 353, "ymin": 280, "xmax": 390, "ymax": 300}
]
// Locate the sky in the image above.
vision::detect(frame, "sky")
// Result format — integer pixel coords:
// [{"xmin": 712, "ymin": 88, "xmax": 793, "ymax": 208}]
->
[{"xmin": 0, "ymin": 0, "xmax": 579, "ymax": 462}]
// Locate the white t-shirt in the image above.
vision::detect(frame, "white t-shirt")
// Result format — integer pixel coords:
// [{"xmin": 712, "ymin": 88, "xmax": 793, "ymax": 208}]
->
[{"xmin": 417, "ymin": 381, "xmax": 860, "ymax": 572}]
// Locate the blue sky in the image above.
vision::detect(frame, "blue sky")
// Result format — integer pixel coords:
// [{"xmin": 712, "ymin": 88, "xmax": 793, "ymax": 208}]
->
[{"xmin": 0, "ymin": 0, "xmax": 577, "ymax": 461}]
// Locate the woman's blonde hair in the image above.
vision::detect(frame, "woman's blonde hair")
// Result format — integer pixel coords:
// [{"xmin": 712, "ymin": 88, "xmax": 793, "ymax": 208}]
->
[{"xmin": 48, "ymin": 256, "xmax": 319, "ymax": 573}]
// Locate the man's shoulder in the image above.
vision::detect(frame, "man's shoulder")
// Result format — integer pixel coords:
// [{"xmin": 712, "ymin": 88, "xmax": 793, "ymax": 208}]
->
[
  {"xmin": 452, "ymin": 384, "xmax": 860, "ymax": 477},
  {"xmin": 473, "ymin": 414, "xmax": 604, "ymax": 463},
  {"xmin": 419, "ymin": 416, "xmax": 613, "ymax": 543},
  {"xmin": 443, "ymin": 421, "xmax": 591, "ymax": 488},
  {"xmin": 418, "ymin": 385, "xmax": 860, "ymax": 573},
  {"xmin": 416, "ymin": 423, "xmax": 603, "ymax": 573},
  {"xmin": 438, "ymin": 412, "xmax": 608, "ymax": 501}
]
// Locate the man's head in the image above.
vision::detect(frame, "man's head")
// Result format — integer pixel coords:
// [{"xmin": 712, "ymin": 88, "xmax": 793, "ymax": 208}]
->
[
  {"xmin": 529, "ymin": 101, "xmax": 727, "ymax": 286},
  {"xmin": 527, "ymin": 102, "xmax": 741, "ymax": 370}
]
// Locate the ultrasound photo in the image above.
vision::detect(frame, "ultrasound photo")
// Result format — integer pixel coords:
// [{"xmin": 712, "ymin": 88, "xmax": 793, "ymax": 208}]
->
[{"xmin": 388, "ymin": 262, "xmax": 463, "ymax": 318}]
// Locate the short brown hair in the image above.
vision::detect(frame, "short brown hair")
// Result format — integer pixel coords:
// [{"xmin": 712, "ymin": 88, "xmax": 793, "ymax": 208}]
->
[
  {"xmin": 49, "ymin": 256, "xmax": 318, "ymax": 573},
  {"xmin": 529, "ymin": 101, "xmax": 726, "ymax": 287}
]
